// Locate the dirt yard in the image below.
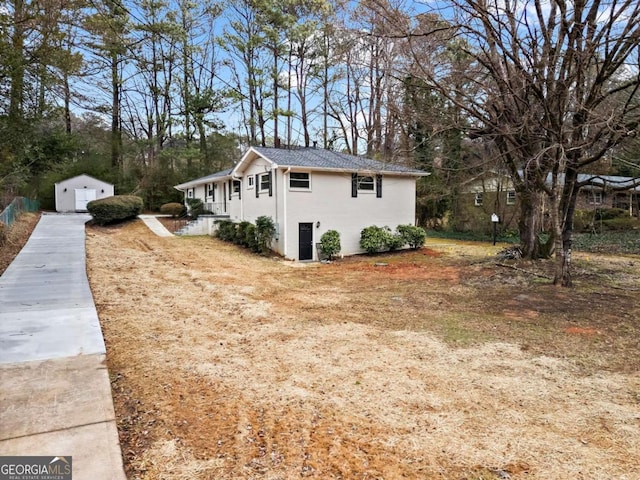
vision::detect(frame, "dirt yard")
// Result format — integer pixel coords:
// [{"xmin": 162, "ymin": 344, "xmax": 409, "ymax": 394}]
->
[
  {"xmin": 85, "ymin": 220, "xmax": 640, "ymax": 479},
  {"xmin": 0, "ymin": 212, "xmax": 40, "ymax": 275}
]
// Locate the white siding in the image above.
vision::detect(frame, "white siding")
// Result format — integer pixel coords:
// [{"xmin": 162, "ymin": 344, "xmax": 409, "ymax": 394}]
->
[
  {"xmin": 242, "ymin": 158, "xmax": 282, "ymax": 230},
  {"xmin": 177, "ymin": 155, "xmax": 420, "ymax": 261},
  {"xmin": 282, "ymin": 170, "xmax": 416, "ymax": 260}
]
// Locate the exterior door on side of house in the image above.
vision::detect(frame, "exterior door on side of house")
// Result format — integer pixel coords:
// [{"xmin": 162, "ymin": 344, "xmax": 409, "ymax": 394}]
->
[
  {"xmin": 298, "ymin": 222, "xmax": 313, "ymax": 261},
  {"xmin": 75, "ymin": 189, "xmax": 96, "ymax": 211}
]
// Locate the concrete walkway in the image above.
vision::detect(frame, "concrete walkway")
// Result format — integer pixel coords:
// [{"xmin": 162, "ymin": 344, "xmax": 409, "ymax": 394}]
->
[
  {"xmin": 139, "ymin": 214, "xmax": 173, "ymax": 237},
  {"xmin": 0, "ymin": 213, "xmax": 126, "ymax": 480}
]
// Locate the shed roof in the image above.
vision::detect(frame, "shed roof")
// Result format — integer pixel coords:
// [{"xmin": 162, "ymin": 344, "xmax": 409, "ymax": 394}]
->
[{"xmin": 55, "ymin": 173, "xmax": 113, "ymax": 187}]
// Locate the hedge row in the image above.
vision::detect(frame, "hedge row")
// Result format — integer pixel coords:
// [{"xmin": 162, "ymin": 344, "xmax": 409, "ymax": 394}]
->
[
  {"xmin": 87, "ymin": 195, "xmax": 144, "ymax": 225},
  {"xmin": 360, "ymin": 224, "xmax": 427, "ymax": 254},
  {"xmin": 574, "ymin": 208, "xmax": 640, "ymax": 233},
  {"xmin": 216, "ymin": 216, "xmax": 276, "ymax": 255}
]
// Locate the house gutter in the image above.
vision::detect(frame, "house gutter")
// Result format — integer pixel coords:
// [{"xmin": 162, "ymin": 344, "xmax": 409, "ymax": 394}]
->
[
  {"xmin": 282, "ymin": 167, "xmax": 291, "ymax": 257},
  {"xmin": 275, "ymin": 165, "xmax": 430, "ymax": 177}
]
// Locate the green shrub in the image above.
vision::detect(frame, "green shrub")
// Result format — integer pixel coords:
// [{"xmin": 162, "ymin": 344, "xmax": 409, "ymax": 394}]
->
[
  {"xmin": 216, "ymin": 219, "xmax": 270, "ymax": 254},
  {"xmin": 235, "ymin": 221, "xmax": 253, "ymax": 246},
  {"xmin": 245, "ymin": 224, "xmax": 258, "ymax": 252},
  {"xmin": 602, "ymin": 217, "xmax": 640, "ymax": 231},
  {"xmin": 186, "ymin": 198, "xmax": 205, "ymax": 219},
  {"xmin": 384, "ymin": 227, "xmax": 405, "ymax": 251},
  {"xmin": 360, "ymin": 225, "xmax": 388, "ymax": 254},
  {"xmin": 595, "ymin": 208, "xmax": 627, "ymax": 221},
  {"xmin": 160, "ymin": 202, "xmax": 186, "ymax": 218},
  {"xmin": 87, "ymin": 195, "xmax": 143, "ymax": 226},
  {"xmin": 320, "ymin": 230, "xmax": 341, "ymax": 259},
  {"xmin": 216, "ymin": 220, "xmax": 237, "ymax": 242},
  {"xmin": 396, "ymin": 224, "xmax": 427, "ymax": 249},
  {"xmin": 573, "ymin": 210, "xmax": 595, "ymax": 232},
  {"xmin": 255, "ymin": 216, "xmax": 276, "ymax": 254}
]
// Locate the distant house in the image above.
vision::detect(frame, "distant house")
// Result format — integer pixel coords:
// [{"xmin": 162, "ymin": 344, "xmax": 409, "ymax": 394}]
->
[
  {"xmin": 457, "ymin": 171, "xmax": 640, "ymax": 233},
  {"xmin": 55, "ymin": 174, "xmax": 114, "ymax": 213},
  {"xmin": 174, "ymin": 146, "xmax": 428, "ymax": 261}
]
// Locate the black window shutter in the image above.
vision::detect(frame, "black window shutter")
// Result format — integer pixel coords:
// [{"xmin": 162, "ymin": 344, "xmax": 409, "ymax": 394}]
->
[
  {"xmin": 212, "ymin": 184, "xmax": 215, "ymax": 202},
  {"xmin": 376, "ymin": 174, "xmax": 382, "ymax": 198},
  {"xmin": 228, "ymin": 180, "xmax": 232, "ymax": 200},
  {"xmin": 255, "ymin": 174, "xmax": 259, "ymax": 198},
  {"xmin": 351, "ymin": 173, "xmax": 358, "ymax": 197},
  {"xmin": 268, "ymin": 171, "xmax": 273, "ymax": 197},
  {"xmin": 238, "ymin": 181, "xmax": 241, "ymax": 200}
]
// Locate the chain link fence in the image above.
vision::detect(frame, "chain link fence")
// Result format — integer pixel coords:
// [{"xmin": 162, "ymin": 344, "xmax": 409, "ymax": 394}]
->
[{"xmin": 0, "ymin": 197, "xmax": 40, "ymax": 229}]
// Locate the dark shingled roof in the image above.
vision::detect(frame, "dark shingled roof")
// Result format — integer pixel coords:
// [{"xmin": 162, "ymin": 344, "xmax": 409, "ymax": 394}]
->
[
  {"xmin": 174, "ymin": 168, "xmax": 233, "ymax": 190},
  {"xmin": 252, "ymin": 146, "xmax": 427, "ymax": 175},
  {"xmin": 175, "ymin": 147, "xmax": 428, "ymax": 190}
]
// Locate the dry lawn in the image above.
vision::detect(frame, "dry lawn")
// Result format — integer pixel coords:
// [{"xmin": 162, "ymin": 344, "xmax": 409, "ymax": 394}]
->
[
  {"xmin": 85, "ymin": 221, "xmax": 640, "ymax": 480},
  {"xmin": 0, "ymin": 212, "xmax": 41, "ymax": 275}
]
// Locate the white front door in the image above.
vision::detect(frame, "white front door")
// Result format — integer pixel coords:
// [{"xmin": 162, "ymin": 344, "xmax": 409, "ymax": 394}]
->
[{"xmin": 75, "ymin": 189, "xmax": 96, "ymax": 211}]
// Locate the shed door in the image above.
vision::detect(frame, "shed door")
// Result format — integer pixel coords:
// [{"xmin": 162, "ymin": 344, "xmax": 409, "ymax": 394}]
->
[
  {"xmin": 75, "ymin": 189, "xmax": 96, "ymax": 211},
  {"xmin": 298, "ymin": 223, "xmax": 313, "ymax": 261}
]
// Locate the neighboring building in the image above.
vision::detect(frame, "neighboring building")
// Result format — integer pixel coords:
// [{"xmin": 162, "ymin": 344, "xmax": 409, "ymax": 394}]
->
[
  {"xmin": 55, "ymin": 174, "xmax": 114, "ymax": 213},
  {"xmin": 457, "ymin": 171, "xmax": 640, "ymax": 233},
  {"xmin": 174, "ymin": 146, "xmax": 428, "ymax": 261}
]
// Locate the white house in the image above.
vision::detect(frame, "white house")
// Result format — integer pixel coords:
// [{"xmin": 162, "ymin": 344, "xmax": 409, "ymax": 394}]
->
[
  {"xmin": 174, "ymin": 146, "xmax": 429, "ymax": 261},
  {"xmin": 55, "ymin": 174, "xmax": 115, "ymax": 212}
]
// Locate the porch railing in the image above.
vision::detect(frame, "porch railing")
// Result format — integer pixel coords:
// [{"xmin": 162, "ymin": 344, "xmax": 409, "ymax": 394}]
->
[{"xmin": 204, "ymin": 202, "xmax": 229, "ymax": 216}]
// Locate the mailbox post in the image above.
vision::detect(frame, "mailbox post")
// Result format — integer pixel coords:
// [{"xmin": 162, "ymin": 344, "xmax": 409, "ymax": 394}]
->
[{"xmin": 491, "ymin": 213, "xmax": 500, "ymax": 245}]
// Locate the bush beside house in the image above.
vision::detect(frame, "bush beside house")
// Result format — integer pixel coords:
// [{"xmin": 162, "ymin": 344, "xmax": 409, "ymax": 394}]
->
[
  {"xmin": 397, "ymin": 224, "xmax": 428, "ymax": 249},
  {"xmin": 360, "ymin": 225, "xmax": 427, "ymax": 254},
  {"xmin": 215, "ymin": 216, "xmax": 276, "ymax": 255},
  {"xmin": 160, "ymin": 202, "xmax": 186, "ymax": 218},
  {"xmin": 320, "ymin": 230, "xmax": 341, "ymax": 260}
]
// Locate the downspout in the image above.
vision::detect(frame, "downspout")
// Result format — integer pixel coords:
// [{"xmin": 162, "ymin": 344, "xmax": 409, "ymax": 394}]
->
[{"xmin": 283, "ymin": 167, "xmax": 291, "ymax": 257}]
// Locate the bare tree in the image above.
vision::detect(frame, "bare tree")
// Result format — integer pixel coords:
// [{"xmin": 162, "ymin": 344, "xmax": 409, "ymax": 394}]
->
[{"xmin": 372, "ymin": 0, "xmax": 640, "ymax": 286}]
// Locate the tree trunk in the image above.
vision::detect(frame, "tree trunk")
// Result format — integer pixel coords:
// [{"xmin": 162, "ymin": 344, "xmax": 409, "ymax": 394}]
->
[
  {"xmin": 111, "ymin": 50, "xmax": 121, "ymax": 169},
  {"xmin": 273, "ymin": 47, "xmax": 279, "ymax": 147},
  {"xmin": 64, "ymin": 71, "xmax": 72, "ymax": 134},
  {"xmin": 518, "ymin": 188, "xmax": 543, "ymax": 259},
  {"xmin": 198, "ymin": 121, "xmax": 209, "ymax": 168},
  {"xmin": 553, "ymin": 168, "xmax": 579, "ymax": 287},
  {"xmin": 9, "ymin": 0, "xmax": 25, "ymax": 124},
  {"xmin": 322, "ymin": 31, "xmax": 329, "ymax": 149}
]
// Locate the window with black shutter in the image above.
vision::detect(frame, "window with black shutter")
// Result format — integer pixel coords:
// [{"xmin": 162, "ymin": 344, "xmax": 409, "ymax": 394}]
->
[
  {"xmin": 260, "ymin": 173, "xmax": 270, "ymax": 192},
  {"xmin": 357, "ymin": 175, "xmax": 375, "ymax": 191}
]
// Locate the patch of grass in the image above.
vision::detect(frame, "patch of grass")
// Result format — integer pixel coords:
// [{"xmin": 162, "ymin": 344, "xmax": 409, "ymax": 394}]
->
[
  {"xmin": 430, "ymin": 228, "xmax": 640, "ymax": 255},
  {"xmin": 426, "ymin": 229, "xmax": 519, "ymax": 244},
  {"xmin": 436, "ymin": 313, "xmax": 496, "ymax": 346},
  {"xmin": 573, "ymin": 230, "xmax": 640, "ymax": 254}
]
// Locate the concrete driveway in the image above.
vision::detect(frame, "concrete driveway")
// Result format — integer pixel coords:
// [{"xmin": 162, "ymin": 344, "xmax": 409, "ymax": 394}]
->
[{"xmin": 0, "ymin": 213, "xmax": 126, "ymax": 480}]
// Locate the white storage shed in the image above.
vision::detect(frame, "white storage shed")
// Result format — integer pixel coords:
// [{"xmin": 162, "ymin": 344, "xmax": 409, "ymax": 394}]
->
[{"xmin": 55, "ymin": 174, "xmax": 114, "ymax": 212}]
